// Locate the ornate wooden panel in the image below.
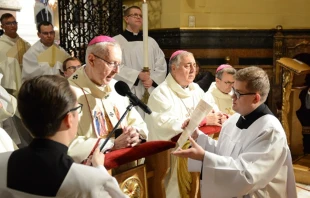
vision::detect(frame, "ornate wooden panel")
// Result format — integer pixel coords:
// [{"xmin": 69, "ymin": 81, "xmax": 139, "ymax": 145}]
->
[{"xmin": 58, "ymin": 0, "xmax": 122, "ymax": 63}]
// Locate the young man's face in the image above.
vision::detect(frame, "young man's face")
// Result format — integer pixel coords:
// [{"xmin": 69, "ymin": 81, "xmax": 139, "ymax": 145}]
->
[
  {"xmin": 1, "ymin": 16, "xmax": 18, "ymax": 37},
  {"xmin": 232, "ymin": 80, "xmax": 257, "ymax": 116},
  {"xmin": 38, "ymin": 25, "xmax": 55, "ymax": 47}
]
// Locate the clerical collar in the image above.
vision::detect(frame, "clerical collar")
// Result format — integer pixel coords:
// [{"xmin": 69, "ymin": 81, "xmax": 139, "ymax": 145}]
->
[
  {"xmin": 122, "ymin": 29, "xmax": 143, "ymax": 41},
  {"xmin": 29, "ymin": 138, "xmax": 68, "ymax": 154},
  {"xmin": 236, "ymin": 103, "xmax": 273, "ymax": 129}
]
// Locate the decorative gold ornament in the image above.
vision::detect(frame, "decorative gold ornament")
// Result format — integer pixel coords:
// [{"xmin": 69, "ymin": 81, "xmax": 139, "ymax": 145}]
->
[
  {"xmin": 141, "ymin": 67, "xmax": 150, "ymax": 104},
  {"xmin": 120, "ymin": 176, "xmax": 143, "ymax": 198}
]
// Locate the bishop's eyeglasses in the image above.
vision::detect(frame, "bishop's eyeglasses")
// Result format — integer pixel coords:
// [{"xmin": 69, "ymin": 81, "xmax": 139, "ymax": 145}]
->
[{"xmin": 92, "ymin": 53, "xmax": 124, "ymax": 69}]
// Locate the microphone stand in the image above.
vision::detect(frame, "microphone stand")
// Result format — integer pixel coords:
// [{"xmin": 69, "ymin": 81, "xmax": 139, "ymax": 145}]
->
[{"xmin": 100, "ymin": 102, "xmax": 134, "ymax": 151}]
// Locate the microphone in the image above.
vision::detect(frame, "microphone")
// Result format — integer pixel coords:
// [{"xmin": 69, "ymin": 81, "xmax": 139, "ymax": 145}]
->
[{"xmin": 115, "ymin": 81, "xmax": 152, "ymax": 114}]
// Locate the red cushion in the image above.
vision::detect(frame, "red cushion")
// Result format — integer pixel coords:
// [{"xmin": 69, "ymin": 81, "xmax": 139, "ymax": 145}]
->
[
  {"xmin": 104, "ymin": 141, "xmax": 176, "ymax": 170},
  {"xmin": 199, "ymin": 125, "xmax": 221, "ymax": 135}
]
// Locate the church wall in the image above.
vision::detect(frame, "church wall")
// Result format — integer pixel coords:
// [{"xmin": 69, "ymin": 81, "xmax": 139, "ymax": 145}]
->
[
  {"xmin": 123, "ymin": 0, "xmax": 309, "ymax": 29},
  {"xmin": 175, "ymin": 0, "xmax": 309, "ymax": 28}
]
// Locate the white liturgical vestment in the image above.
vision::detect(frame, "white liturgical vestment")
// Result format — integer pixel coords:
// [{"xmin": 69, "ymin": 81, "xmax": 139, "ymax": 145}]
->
[
  {"xmin": 145, "ymin": 73, "xmax": 204, "ymax": 198},
  {"xmin": 68, "ymin": 66, "xmax": 148, "ymax": 163},
  {"xmin": 0, "ymin": 34, "xmax": 30, "ymax": 96},
  {"xmin": 204, "ymin": 82, "xmax": 235, "ymax": 115},
  {"xmin": 113, "ymin": 30, "xmax": 167, "ymax": 117},
  {"xmin": 188, "ymin": 110, "xmax": 297, "ymax": 198},
  {"xmin": 22, "ymin": 41, "xmax": 69, "ymax": 82}
]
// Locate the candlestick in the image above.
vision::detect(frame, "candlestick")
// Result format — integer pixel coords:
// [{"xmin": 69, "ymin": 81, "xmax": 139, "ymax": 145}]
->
[{"xmin": 142, "ymin": 0, "xmax": 148, "ymax": 69}]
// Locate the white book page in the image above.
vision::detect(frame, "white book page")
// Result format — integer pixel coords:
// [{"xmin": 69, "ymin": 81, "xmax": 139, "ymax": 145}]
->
[{"xmin": 176, "ymin": 99, "xmax": 213, "ymax": 148}]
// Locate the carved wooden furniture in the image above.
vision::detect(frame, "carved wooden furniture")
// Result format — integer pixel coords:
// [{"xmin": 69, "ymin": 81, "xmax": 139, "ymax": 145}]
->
[
  {"xmin": 276, "ymin": 58, "xmax": 310, "ymax": 149},
  {"xmin": 276, "ymin": 58, "xmax": 310, "ymax": 185},
  {"xmin": 104, "ymin": 140, "xmax": 175, "ymax": 198},
  {"xmin": 272, "ymin": 26, "xmax": 310, "ymax": 184}
]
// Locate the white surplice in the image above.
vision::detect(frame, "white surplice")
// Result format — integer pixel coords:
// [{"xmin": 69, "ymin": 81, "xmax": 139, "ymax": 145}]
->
[
  {"xmin": 0, "ymin": 74, "xmax": 19, "ymax": 146},
  {"xmin": 68, "ymin": 66, "xmax": 148, "ymax": 163},
  {"xmin": 145, "ymin": 73, "xmax": 204, "ymax": 198},
  {"xmin": 0, "ymin": 34, "xmax": 30, "ymax": 96},
  {"xmin": 0, "ymin": 152, "xmax": 128, "ymax": 198},
  {"xmin": 189, "ymin": 113, "xmax": 297, "ymax": 198},
  {"xmin": 204, "ymin": 82, "xmax": 235, "ymax": 115},
  {"xmin": 22, "ymin": 41, "xmax": 69, "ymax": 82},
  {"xmin": 113, "ymin": 33, "xmax": 167, "ymax": 117},
  {"xmin": 0, "ymin": 128, "xmax": 16, "ymax": 153}
]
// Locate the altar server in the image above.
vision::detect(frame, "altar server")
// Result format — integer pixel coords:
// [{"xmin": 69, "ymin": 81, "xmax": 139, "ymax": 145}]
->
[
  {"xmin": 173, "ymin": 66, "xmax": 297, "ymax": 198},
  {"xmin": 113, "ymin": 6, "xmax": 167, "ymax": 118},
  {"xmin": 0, "ymin": 75, "xmax": 128, "ymax": 198}
]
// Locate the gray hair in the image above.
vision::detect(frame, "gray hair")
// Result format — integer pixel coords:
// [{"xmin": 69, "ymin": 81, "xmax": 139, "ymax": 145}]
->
[
  {"xmin": 216, "ymin": 67, "xmax": 236, "ymax": 79},
  {"xmin": 85, "ymin": 41, "xmax": 121, "ymax": 65},
  {"xmin": 168, "ymin": 51, "xmax": 194, "ymax": 72},
  {"xmin": 235, "ymin": 66, "xmax": 270, "ymax": 102}
]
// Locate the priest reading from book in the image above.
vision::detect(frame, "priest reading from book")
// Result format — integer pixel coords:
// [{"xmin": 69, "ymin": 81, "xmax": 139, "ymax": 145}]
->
[
  {"xmin": 22, "ymin": 21, "xmax": 70, "ymax": 82},
  {"xmin": 0, "ymin": 13, "xmax": 31, "ymax": 97},
  {"xmin": 0, "ymin": 75, "xmax": 128, "ymax": 198},
  {"xmin": 67, "ymin": 35, "xmax": 148, "ymax": 166}
]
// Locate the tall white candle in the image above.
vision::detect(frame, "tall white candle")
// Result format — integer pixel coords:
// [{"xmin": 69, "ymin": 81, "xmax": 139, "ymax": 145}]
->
[{"xmin": 142, "ymin": 0, "xmax": 148, "ymax": 68}]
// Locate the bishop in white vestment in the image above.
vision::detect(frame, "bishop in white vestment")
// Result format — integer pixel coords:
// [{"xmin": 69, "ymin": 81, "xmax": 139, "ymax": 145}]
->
[
  {"xmin": 68, "ymin": 35, "xmax": 148, "ymax": 164},
  {"xmin": 145, "ymin": 50, "xmax": 207, "ymax": 198},
  {"xmin": 204, "ymin": 64, "xmax": 236, "ymax": 116}
]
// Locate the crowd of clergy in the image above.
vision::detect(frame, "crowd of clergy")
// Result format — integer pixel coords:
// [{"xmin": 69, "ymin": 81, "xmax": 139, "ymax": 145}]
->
[{"xmin": 0, "ymin": 5, "xmax": 300, "ymax": 198}]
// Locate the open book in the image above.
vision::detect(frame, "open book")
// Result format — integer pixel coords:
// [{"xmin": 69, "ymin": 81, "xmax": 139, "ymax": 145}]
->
[{"xmin": 176, "ymin": 99, "xmax": 213, "ymax": 149}]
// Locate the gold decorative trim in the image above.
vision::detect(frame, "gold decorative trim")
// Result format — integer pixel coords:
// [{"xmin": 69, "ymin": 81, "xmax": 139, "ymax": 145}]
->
[
  {"xmin": 281, "ymin": 68, "xmax": 293, "ymax": 145},
  {"xmin": 120, "ymin": 176, "xmax": 144, "ymax": 198}
]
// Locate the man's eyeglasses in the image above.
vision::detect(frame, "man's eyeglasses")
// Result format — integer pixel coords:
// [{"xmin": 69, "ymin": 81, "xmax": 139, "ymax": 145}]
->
[
  {"xmin": 40, "ymin": 31, "xmax": 55, "ymax": 36},
  {"xmin": 127, "ymin": 13, "xmax": 143, "ymax": 18},
  {"xmin": 223, "ymin": 81, "xmax": 235, "ymax": 85},
  {"xmin": 66, "ymin": 65, "xmax": 81, "ymax": 71},
  {"xmin": 232, "ymin": 87, "xmax": 256, "ymax": 99},
  {"xmin": 59, "ymin": 103, "xmax": 83, "ymax": 120},
  {"xmin": 4, "ymin": 21, "xmax": 18, "ymax": 26},
  {"xmin": 92, "ymin": 53, "xmax": 123, "ymax": 69}
]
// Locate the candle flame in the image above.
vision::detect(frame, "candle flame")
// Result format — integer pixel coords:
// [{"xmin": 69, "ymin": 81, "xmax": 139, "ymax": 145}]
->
[{"xmin": 143, "ymin": 0, "xmax": 146, "ymax": 2}]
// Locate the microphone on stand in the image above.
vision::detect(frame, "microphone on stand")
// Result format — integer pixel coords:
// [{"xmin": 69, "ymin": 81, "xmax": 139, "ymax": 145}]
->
[
  {"xmin": 115, "ymin": 81, "xmax": 152, "ymax": 114},
  {"xmin": 99, "ymin": 81, "xmax": 152, "ymax": 151}
]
